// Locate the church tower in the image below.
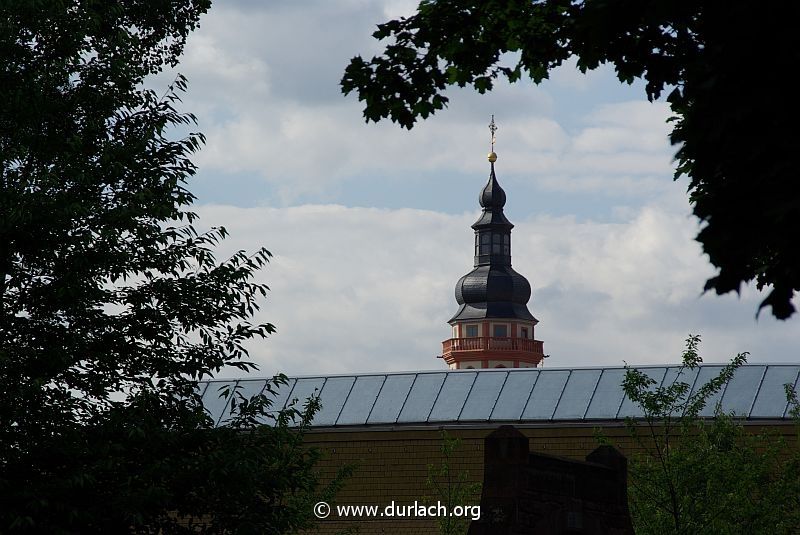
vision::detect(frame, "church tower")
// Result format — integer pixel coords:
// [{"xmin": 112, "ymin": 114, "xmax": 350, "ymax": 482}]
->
[{"xmin": 442, "ymin": 117, "xmax": 544, "ymax": 369}]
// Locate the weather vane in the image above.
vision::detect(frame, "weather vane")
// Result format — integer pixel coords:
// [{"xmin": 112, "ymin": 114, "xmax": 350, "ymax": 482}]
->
[
  {"xmin": 489, "ymin": 114, "xmax": 497, "ymax": 151},
  {"xmin": 488, "ymin": 115, "xmax": 498, "ymax": 162}
]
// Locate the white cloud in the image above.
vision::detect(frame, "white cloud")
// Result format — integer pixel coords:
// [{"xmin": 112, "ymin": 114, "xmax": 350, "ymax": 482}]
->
[
  {"xmin": 146, "ymin": 1, "xmax": 676, "ymax": 204},
  {"xmin": 588, "ymin": 100, "xmax": 673, "ymax": 129},
  {"xmin": 572, "ymin": 101, "xmax": 673, "ymax": 155},
  {"xmin": 190, "ymin": 96, "xmax": 675, "ymax": 202},
  {"xmin": 195, "ymin": 203, "xmax": 800, "ymax": 378},
  {"xmin": 142, "ymin": 1, "xmax": 800, "ymax": 380},
  {"xmin": 573, "ymin": 127, "xmax": 669, "ymax": 153},
  {"xmin": 381, "ymin": 0, "xmax": 421, "ymax": 19}
]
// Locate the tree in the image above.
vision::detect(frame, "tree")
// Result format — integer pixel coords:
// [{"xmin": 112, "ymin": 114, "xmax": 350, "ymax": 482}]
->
[
  {"xmin": 424, "ymin": 431, "xmax": 481, "ymax": 535},
  {"xmin": 621, "ymin": 335, "xmax": 800, "ymax": 534},
  {"xmin": 341, "ymin": 0, "xmax": 800, "ymax": 319},
  {"xmin": 0, "ymin": 1, "xmax": 344, "ymax": 532}
]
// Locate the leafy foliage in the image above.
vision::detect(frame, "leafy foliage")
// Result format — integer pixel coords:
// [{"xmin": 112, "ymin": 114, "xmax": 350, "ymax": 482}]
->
[
  {"xmin": 621, "ymin": 335, "xmax": 800, "ymax": 534},
  {"xmin": 0, "ymin": 1, "xmax": 346, "ymax": 532},
  {"xmin": 342, "ymin": 0, "xmax": 800, "ymax": 318},
  {"xmin": 425, "ymin": 431, "xmax": 481, "ymax": 535}
]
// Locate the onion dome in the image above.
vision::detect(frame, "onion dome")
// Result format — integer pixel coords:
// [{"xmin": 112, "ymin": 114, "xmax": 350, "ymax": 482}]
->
[
  {"xmin": 479, "ymin": 161, "xmax": 506, "ymax": 209},
  {"xmin": 450, "ymin": 265, "xmax": 534, "ymax": 322},
  {"xmin": 473, "ymin": 162, "xmax": 513, "ymax": 230}
]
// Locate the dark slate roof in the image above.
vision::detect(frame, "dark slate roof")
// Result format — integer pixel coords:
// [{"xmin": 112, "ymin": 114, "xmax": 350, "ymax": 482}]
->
[
  {"xmin": 199, "ymin": 364, "xmax": 800, "ymax": 428},
  {"xmin": 479, "ymin": 163, "xmax": 506, "ymax": 209},
  {"xmin": 451, "ymin": 265, "xmax": 536, "ymax": 323}
]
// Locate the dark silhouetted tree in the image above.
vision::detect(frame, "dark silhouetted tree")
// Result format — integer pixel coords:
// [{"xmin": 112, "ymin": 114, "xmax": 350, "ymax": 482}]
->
[
  {"xmin": 342, "ymin": 1, "xmax": 800, "ymax": 319},
  {"xmin": 0, "ymin": 1, "xmax": 346, "ymax": 532}
]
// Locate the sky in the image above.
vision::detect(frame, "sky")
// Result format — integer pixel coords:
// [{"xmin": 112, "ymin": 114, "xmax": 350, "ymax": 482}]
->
[{"xmin": 154, "ymin": 0, "xmax": 799, "ymax": 377}]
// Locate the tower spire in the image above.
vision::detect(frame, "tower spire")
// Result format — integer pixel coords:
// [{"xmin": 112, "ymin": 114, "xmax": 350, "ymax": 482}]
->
[
  {"xmin": 475, "ymin": 115, "xmax": 511, "ymax": 266},
  {"xmin": 440, "ymin": 117, "xmax": 544, "ymax": 370}
]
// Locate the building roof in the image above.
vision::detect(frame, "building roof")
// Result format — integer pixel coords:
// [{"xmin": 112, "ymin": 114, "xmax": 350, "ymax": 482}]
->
[
  {"xmin": 451, "ymin": 265, "xmax": 536, "ymax": 323},
  {"xmin": 199, "ymin": 364, "xmax": 800, "ymax": 428}
]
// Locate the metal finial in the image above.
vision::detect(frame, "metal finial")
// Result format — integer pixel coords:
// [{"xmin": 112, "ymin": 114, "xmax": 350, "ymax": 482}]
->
[
  {"xmin": 488, "ymin": 115, "xmax": 498, "ymax": 162},
  {"xmin": 489, "ymin": 115, "xmax": 497, "ymax": 151}
]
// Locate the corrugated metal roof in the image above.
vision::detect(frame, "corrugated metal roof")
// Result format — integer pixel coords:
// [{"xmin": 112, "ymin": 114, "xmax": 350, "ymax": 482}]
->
[{"xmin": 199, "ymin": 364, "xmax": 800, "ymax": 428}]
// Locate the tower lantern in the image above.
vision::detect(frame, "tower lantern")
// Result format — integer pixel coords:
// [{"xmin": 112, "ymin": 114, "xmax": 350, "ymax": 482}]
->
[{"xmin": 441, "ymin": 117, "xmax": 545, "ymax": 369}]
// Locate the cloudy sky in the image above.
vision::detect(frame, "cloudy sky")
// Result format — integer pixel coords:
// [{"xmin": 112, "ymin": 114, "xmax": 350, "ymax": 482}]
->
[{"xmin": 156, "ymin": 0, "xmax": 799, "ymax": 377}]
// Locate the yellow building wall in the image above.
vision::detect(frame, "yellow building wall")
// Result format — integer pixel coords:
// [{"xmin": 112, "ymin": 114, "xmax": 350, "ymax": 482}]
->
[{"xmin": 305, "ymin": 422, "xmax": 797, "ymax": 535}]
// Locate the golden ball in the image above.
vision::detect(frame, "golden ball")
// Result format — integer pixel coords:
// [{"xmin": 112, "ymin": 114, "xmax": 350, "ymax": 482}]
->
[{"xmin": 488, "ymin": 151, "xmax": 497, "ymax": 162}]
